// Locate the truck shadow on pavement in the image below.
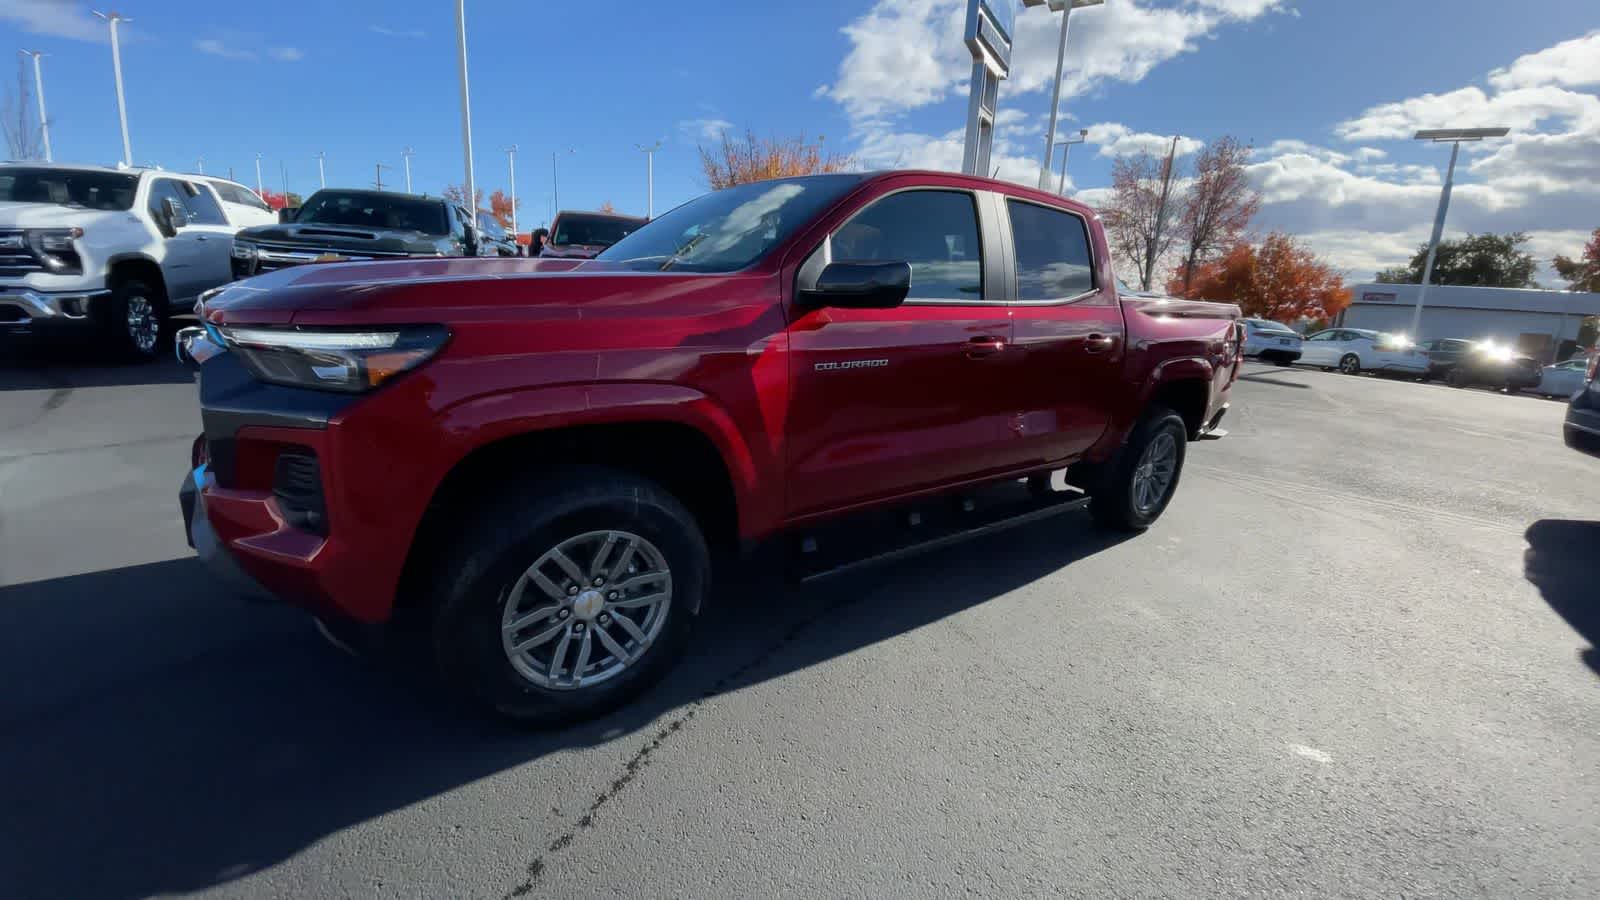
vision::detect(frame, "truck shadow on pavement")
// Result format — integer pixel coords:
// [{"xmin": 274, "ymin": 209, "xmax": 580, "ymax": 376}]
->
[
  {"xmin": 0, "ymin": 515, "xmax": 1130, "ymax": 899},
  {"xmin": 0, "ymin": 340, "xmax": 197, "ymax": 392},
  {"xmin": 1523, "ymin": 519, "xmax": 1600, "ymax": 677}
]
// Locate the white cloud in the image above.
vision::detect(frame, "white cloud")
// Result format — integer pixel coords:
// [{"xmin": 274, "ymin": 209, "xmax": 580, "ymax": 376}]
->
[
  {"xmin": 194, "ymin": 39, "xmax": 258, "ymax": 62},
  {"xmin": 1335, "ymin": 85, "xmax": 1600, "ymax": 141},
  {"xmin": 0, "ymin": 0, "xmax": 104, "ymax": 42},
  {"xmin": 370, "ymin": 24, "xmax": 426, "ymax": 39},
  {"xmin": 821, "ymin": 0, "xmax": 1284, "ymax": 124},
  {"xmin": 268, "ymin": 47, "xmax": 304, "ymax": 62},
  {"xmin": 1087, "ymin": 122, "xmax": 1203, "ymax": 158},
  {"xmin": 1487, "ymin": 31, "xmax": 1600, "ymax": 91},
  {"xmin": 677, "ymin": 118, "xmax": 734, "ymax": 143}
]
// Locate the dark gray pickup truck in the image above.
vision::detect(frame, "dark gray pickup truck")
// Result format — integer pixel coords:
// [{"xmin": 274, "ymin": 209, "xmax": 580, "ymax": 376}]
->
[{"xmin": 229, "ymin": 189, "xmax": 481, "ymax": 279}]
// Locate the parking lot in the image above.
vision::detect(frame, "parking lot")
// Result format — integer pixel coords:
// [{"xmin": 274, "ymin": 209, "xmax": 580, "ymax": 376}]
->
[{"xmin": 1, "ymin": 355, "xmax": 1595, "ymax": 898}]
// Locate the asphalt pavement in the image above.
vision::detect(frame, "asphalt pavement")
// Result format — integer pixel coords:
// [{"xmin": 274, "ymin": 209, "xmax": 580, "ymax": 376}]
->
[{"xmin": 1, "ymin": 353, "xmax": 1595, "ymax": 899}]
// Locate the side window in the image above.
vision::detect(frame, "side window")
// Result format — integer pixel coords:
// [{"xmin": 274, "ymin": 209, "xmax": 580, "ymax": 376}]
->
[
  {"xmin": 1006, "ymin": 199, "xmax": 1094, "ymax": 301},
  {"xmin": 147, "ymin": 178, "xmax": 190, "ymax": 227},
  {"xmin": 1306, "ymin": 331, "xmax": 1335, "ymax": 342},
  {"xmin": 834, "ymin": 190, "xmax": 982, "ymax": 301},
  {"xmin": 180, "ymin": 181, "xmax": 228, "ymax": 225}
]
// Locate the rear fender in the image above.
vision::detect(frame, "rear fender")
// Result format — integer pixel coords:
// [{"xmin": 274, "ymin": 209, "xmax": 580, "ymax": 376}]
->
[{"xmin": 1087, "ymin": 356, "xmax": 1217, "ymax": 460}]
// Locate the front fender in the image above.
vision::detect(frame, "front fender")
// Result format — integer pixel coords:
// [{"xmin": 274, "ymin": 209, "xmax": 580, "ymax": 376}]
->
[{"xmin": 433, "ymin": 381, "xmax": 772, "ymax": 539}]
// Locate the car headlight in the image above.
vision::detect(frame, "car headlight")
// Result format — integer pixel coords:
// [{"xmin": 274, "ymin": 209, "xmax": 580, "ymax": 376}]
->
[
  {"xmin": 232, "ymin": 241, "xmax": 258, "ymax": 260},
  {"xmin": 25, "ymin": 227, "xmax": 84, "ymax": 273},
  {"xmin": 218, "ymin": 325, "xmax": 450, "ymax": 393}
]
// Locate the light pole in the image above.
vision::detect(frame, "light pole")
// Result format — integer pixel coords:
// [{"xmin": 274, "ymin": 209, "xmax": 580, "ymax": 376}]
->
[
  {"xmin": 195, "ymin": 157, "xmax": 204, "ymax": 174},
  {"xmin": 91, "ymin": 11, "xmax": 133, "ymax": 167},
  {"xmin": 401, "ymin": 147, "xmax": 415, "ymax": 192},
  {"xmin": 636, "ymin": 141, "xmax": 662, "ymax": 219},
  {"xmin": 1406, "ymin": 127, "xmax": 1510, "ymax": 341},
  {"xmin": 314, "ymin": 151, "xmax": 326, "ymax": 189},
  {"xmin": 374, "ymin": 163, "xmax": 390, "ymax": 190},
  {"xmin": 279, "ymin": 159, "xmax": 288, "ymax": 198},
  {"xmin": 453, "ymin": 0, "xmax": 477, "ymax": 228},
  {"xmin": 503, "ymin": 144, "xmax": 518, "ymax": 237},
  {"xmin": 1055, "ymin": 129, "xmax": 1087, "ymax": 194},
  {"xmin": 18, "ymin": 50, "xmax": 50, "ymax": 161},
  {"xmin": 551, "ymin": 148, "xmax": 574, "ymax": 215},
  {"xmin": 1026, "ymin": 0, "xmax": 1104, "ymax": 190},
  {"xmin": 254, "ymin": 152, "xmax": 264, "ymax": 199}
]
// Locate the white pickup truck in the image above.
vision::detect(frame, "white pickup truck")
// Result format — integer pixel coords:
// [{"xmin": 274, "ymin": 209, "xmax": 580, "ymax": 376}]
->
[{"xmin": 0, "ymin": 163, "xmax": 241, "ymax": 359}]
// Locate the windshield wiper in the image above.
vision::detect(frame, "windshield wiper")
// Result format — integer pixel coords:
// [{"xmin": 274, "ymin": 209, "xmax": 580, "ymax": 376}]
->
[{"xmin": 659, "ymin": 233, "xmax": 708, "ymax": 272}]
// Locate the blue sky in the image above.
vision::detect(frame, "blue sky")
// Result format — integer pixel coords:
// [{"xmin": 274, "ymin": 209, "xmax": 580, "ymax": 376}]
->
[{"xmin": 2, "ymin": 0, "xmax": 1596, "ymax": 279}]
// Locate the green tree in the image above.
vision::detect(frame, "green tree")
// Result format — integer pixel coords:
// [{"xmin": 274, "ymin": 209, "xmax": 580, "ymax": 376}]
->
[{"xmin": 1374, "ymin": 232, "xmax": 1539, "ymax": 288}]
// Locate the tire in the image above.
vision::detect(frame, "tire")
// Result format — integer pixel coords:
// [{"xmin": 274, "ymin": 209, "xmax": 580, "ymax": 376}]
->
[
  {"xmin": 106, "ymin": 277, "xmax": 167, "ymax": 361},
  {"xmin": 1338, "ymin": 354, "xmax": 1361, "ymax": 376},
  {"xmin": 1089, "ymin": 406, "xmax": 1188, "ymax": 533},
  {"xmin": 428, "ymin": 465, "xmax": 709, "ymax": 726},
  {"xmin": 1274, "ymin": 358, "xmax": 1294, "ymax": 367}
]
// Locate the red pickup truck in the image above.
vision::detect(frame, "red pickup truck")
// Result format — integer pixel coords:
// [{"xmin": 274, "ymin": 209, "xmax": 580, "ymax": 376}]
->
[{"xmin": 178, "ymin": 170, "xmax": 1241, "ymax": 724}]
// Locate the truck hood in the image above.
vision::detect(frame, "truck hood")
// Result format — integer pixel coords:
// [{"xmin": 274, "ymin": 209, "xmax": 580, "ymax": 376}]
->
[
  {"xmin": 199, "ymin": 256, "xmax": 720, "ymax": 326},
  {"xmin": 0, "ymin": 202, "xmax": 132, "ymax": 230},
  {"xmin": 236, "ymin": 221, "xmax": 451, "ymax": 256}
]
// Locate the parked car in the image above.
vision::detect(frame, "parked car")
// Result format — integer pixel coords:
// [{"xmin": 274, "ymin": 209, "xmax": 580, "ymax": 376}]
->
[
  {"xmin": 0, "ymin": 162, "xmax": 236, "ymax": 358},
  {"xmin": 540, "ymin": 210, "xmax": 648, "ymax": 259},
  {"xmin": 1564, "ymin": 352, "xmax": 1600, "ymax": 458},
  {"xmin": 177, "ymin": 170, "xmax": 1242, "ymax": 724},
  {"xmin": 1533, "ymin": 357, "xmax": 1593, "ymax": 398},
  {"xmin": 1421, "ymin": 339, "xmax": 1543, "ymax": 390},
  {"xmin": 1241, "ymin": 317, "xmax": 1302, "ymax": 365},
  {"xmin": 473, "ymin": 213, "xmax": 519, "ymax": 257},
  {"xmin": 202, "ymin": 176, "xmax": 276, "ymax": 229},
  {"xmin": 230, "ymin": 189, "xmax": 481, "ymax": 279},
  {"xmin": 1298, "ymin": 327, "xmax": 1428, "ymax": 376}
]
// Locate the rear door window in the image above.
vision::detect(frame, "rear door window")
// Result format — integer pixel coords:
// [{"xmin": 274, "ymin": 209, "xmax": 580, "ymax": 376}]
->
[
  {"xmin": 1006, "ymin": 199, "xmax": 1095, "ymax": 301},
  {"xmin": 834, "ymin": 189, "xmax": 983, "ymax": 301}
]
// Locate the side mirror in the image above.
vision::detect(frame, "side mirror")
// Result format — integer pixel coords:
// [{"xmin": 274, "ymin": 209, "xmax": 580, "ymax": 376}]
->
[
  {"xmin": 463, "ymin": 225, "xmax": 478, "ymax": 252},
  {"xmin": 800, "ymin": 261, "xmax": 912, "ymax": 309},
  {"xmin": 161, "ymin": 197, "xmax": 186, "ymax": 233},
  {"xmin": 278, "ymin": 207, "xmax": 299, "ymax": 224}
]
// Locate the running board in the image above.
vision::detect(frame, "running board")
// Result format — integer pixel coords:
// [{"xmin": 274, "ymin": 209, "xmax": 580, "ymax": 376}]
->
[{"xmin": 796, "ymin": 490, "xmax": 1091, "ymax": 584}]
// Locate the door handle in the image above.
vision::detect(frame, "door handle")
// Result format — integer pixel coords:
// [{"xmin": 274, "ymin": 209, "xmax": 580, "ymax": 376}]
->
[
  {"xmin": 1084, "ymin": 333, "xmax": 1115, "ymax": 353},
  {"xmin": 965, "ymin": 335, "xmax": 1007, "ymax": 359},
  {"xmin": 195, "ymin": 234, "xmax": 210, "ymax": 241}
]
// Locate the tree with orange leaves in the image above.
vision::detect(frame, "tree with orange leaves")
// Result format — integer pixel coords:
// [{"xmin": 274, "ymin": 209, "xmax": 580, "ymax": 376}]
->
[
  {"xmin": 699, "ymin": 129, "xmax": 853, "ymax": 189},
  {"xmin": 488, "ymin": 189, "xmax": 519, "ymax": 229},
  {"xmin": 1170, "ymin": 232, "xmax": 1351, "ymax": 323}
]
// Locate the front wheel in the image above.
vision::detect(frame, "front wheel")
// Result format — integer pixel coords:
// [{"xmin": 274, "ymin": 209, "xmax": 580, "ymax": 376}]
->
[
  {"xmin": 1090, "ymin": 407, "xmax": 1188, "ymax": 532},
  {"xmin": 1338, "ymin": 354, "xmax": 1362, "ymax": 375},
  {"xmin": 107, "ymin": 277, "xmax": 167, "ymax": 361},
  {"xmin": 429, "ymin": 466, "xmax": 708, "ymax": 726}
]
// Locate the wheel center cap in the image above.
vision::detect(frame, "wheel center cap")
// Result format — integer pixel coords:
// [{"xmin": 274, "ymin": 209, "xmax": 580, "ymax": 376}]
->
[{"xmin": 573, "ymin": 589, "xmax": 605, "ymax": 620}]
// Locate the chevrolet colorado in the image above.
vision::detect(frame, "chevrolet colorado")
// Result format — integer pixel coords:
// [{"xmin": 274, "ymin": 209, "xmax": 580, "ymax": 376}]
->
[{"xmin": 178, "ymin": 171, "xmax": 1241, "ymax": 724}]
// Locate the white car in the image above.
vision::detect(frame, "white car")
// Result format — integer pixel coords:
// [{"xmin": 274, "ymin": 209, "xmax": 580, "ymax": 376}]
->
[
  {"xmin": 202, "ymin": 176, "xmax": 277, "ymax": 229},
  {"xmin": 1298, "ymin": 327, "xmax": 1429, "ymax": 376},
  {"xmin": 0, "ymin": 162, "xmax": 236, "ymax": 358},
  {"xmin": 1533, "ymin": 357, "xmax": 1594, "ymax": 398},
  {"xmin": 1241, "ymin": 317, "xmax": 1303, "ymax": 365}
]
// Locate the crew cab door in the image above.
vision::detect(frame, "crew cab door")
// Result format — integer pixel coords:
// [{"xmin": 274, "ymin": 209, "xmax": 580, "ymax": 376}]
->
[
  {"xmin": 147, "ymin": 177, "xmax": 207, "ymax": 302},
  {"xmin": 784, "ymin": 183, "xmax": 1015, "ymax": 518},
  {"xmin": 1002, "ymin": 196, "xmax": 1125, "ymax": 464},
  {"xmin": 173, "ymin": 179, "xmax": 237, "ymax": 292}
]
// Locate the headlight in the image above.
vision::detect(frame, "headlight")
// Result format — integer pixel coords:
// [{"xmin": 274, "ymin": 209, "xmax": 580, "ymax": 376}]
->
[
  {"xmin": 26, "ymin": 227, "xmax": 83, "ymax": 273},
  {"xmin": 218, "ymin": 325, "xmax": 450, "ymax": 393},
  {"xmin": 232, "ymin": 241, "xmax": 258, "ymax": 260}
]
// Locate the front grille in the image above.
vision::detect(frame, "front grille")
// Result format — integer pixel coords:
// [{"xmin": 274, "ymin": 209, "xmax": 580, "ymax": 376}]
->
[
  {"xmin": 0, "ymin": 229, "xmax": 42, "ymax": 276},
  {"xmin": 273, "ymin": 452, "xmax": 328, "ymax": 535}
]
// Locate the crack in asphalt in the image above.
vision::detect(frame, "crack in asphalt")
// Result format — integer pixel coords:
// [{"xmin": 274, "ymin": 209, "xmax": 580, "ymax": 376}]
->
[{"xmin": 502, "ymin": 582, "xmax": 859, "ymax": 898}]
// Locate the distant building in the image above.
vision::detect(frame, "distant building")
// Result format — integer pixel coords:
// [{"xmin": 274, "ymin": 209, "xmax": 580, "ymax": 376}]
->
[{"xmin": 1339, "ymin": 283, "xmax": 1600, "ymax": 360}]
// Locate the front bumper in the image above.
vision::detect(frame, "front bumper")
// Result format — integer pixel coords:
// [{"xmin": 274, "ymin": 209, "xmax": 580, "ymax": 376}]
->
[
  {"xmin": 0, "ymin": 287, "xmax": 111, "ymax": 335},
  {"xmin": 1565, "ymin": 386, "xmax": 1600, "ymax": 458},
  {"xmin": 179, "ymin": 464, "xmax": 269, "ymax": 598}
]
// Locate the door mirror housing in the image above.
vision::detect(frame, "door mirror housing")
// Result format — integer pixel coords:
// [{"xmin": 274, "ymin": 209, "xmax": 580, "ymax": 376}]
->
[
  {"xmin": 800, "ymin": 261, "xmax": 912, "ymax": 309},
  {"xmin": 278, "ymin": 206, "xmax": 299, "ymax": 224},
  {"xmin": 160, "ymin": 197, "xmax": 186, "ymax": 234}
]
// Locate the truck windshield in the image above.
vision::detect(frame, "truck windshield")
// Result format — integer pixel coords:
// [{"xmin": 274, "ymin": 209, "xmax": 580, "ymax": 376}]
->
[
  {"xmin": 295, "ymin": 191, "xmax": 448, "ymax": 235},
  {"xmin": 552, "ymin": 214, "xmax": 646, "ymax": 249},
  {"xmin": 598, "ymin": 174, "xmax": 866, "ymax": 272},
  {"xmin": 0, "ymin": 167, "xmax": 138, "ymax": 211}
]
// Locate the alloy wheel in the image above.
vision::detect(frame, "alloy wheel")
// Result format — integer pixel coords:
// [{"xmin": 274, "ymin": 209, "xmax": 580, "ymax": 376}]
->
[
  {"xmin": 125, "ymin": 295, "xmax": 159, "ymax": 355},
  {"xmin": 499, "ymin": 529, "xmax": 672, "ymax": 691},
  {"xmin": 1131, "ymin": 432, "xmax": 1178, "ymax": 515}
]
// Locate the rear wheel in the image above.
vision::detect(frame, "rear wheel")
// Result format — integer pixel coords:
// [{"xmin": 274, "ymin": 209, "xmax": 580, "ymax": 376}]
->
[
  {"xmin": 429, "ymin": 466, "xmax": 708, "ymax": 726},
  {"xmin": 1089, "ymin": 406, "xmax": 1187, "ymax": 532},
  {"xmin": 1338, "ymin": 353, "xmax": 1361, "ymax": 375}
]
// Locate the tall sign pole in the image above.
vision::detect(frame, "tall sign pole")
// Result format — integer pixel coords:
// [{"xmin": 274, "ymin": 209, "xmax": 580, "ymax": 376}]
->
[{"xmin": 961, "ymin": 1, "xmax": 1016, "ymax": 176}]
